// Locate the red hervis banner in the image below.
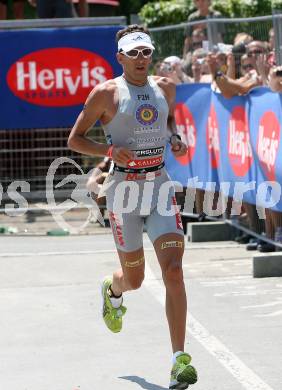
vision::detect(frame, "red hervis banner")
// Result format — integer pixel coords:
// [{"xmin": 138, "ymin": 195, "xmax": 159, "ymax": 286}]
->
[
  {"xmin": 165, "ymin": 84, "xmax": 282, "ymax": 211},
  {"xmin": 0, "ymin": 26, "xmax": 122, "ymax": 128},
  {"xmin": 7, "ymin": 48, "xmax": 113, "ymax": 107}
]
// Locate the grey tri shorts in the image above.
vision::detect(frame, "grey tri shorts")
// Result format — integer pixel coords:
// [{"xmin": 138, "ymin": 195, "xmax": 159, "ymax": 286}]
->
[{"xmin": 108, "ymin": 197, "xmax": 184, "ymax": 252}]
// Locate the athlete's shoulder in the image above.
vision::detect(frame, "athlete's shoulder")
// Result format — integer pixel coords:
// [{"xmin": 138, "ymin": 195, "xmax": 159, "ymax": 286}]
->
[
  {"xmin": 90, "ymin": 78, "xmax": 117, "ymax": 97},
  {"xmin": 85, "ymin": 79, "xmax": 118, "ymax": 106}
]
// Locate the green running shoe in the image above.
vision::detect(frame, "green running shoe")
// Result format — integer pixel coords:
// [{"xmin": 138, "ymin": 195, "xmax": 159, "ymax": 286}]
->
[
  {"xmin": 169, "ymin": 352, "xmax": 198, "ymax": 389},
  {"xmin": 101, "ymin": 277, "xmax": 126, "ymax": 333}
]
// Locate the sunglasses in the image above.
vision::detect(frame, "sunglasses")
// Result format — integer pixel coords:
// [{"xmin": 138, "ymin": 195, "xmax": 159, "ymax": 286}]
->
[
  {"xmin": 247, "ymin": 50, "xmax": 263, "ymax": 56},
  {"xmin": 121, "ymin": 48, "xmax": 153, "ymax": 59},
  {"xmin": 192, "ymin": 41, "xmax": 203, "ymax": 49}
]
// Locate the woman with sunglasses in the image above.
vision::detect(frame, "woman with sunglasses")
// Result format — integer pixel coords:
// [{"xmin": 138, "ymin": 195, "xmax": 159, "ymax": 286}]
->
[{"xmin": 68, "ymin": 24, "xmax": 197, "ymax": 390}]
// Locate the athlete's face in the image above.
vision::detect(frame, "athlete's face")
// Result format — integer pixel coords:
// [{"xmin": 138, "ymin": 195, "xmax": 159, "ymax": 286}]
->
[{"xmin": 117, "ymin": 45, "xmax": 153, "ymax": 83}]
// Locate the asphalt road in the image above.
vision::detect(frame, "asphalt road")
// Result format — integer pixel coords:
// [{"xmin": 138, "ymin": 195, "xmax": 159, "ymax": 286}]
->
[{"xmin": 0, "ymin": 234, "xmax": 281, "ymax": 390}]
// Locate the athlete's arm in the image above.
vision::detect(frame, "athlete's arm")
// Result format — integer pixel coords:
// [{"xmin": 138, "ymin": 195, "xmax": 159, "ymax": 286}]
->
[
  {"xmin": 68, "ymin": 82, "xmax": 134, "ymax": 164},
  {"xmin": 68, "ymin": 83, "xmax": 112, "ymax": 157}
]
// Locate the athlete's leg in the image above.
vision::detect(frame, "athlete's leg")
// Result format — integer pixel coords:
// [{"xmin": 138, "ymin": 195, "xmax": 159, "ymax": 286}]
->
[
  {"xmin": 102, "ymin": 211, "xmax": 145, "ymax": 332},
  {"xmin": 111, "ymin": 247, "xmax": 145, "ymax": 296},
  {"xmin": 146, "ymin": 198, "xmax": 197, "ymax": 388},
  {"xmin": 153, "ymin": 232, "xmax": 186, "ymax": 352}
]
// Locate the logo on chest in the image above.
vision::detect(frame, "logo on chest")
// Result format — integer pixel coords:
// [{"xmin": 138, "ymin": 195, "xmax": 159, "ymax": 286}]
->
[{"xmin": 136, "ymin": 104, "xmax": 158, "ymax": 126}]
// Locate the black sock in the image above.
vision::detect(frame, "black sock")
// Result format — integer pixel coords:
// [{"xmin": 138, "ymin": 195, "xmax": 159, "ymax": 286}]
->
[{"xmin": 108, "ymin": 285, "xmax": 122, "ymax": 299}]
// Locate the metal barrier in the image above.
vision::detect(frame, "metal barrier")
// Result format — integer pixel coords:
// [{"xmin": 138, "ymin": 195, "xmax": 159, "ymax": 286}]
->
[
  {"xmin": 150, "ymin": 14, "xmax": 281, "ymax": 62},
  {"xmin": 0, "ymin": 127, "xmax": 104, "ymax": 202},
  {"xmin": 0, "ymin": 16, "xmax": 126, "ymax": 29}
]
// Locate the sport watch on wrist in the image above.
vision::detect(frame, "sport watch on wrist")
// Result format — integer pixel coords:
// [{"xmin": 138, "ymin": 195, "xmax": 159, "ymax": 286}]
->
[{"xmin": 169, "ymin": 134, "xmax": 181, "ymax": 145}]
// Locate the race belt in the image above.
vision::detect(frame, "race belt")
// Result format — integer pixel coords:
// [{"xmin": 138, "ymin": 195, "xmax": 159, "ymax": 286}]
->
[{"xmin": 114, "ymin": 161, "xmax": 165, "ymax": 173}]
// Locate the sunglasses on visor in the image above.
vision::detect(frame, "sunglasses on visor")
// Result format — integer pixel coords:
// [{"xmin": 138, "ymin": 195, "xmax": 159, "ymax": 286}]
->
[{"xmin": 120, "ymin": 48, "xmax": 153, "ymax": 59}]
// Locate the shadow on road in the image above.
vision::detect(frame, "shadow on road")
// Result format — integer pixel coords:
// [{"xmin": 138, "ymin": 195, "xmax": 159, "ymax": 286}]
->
[{"xmin": 119, "ymin": 375, "xmax": 168, "ymax": 389}]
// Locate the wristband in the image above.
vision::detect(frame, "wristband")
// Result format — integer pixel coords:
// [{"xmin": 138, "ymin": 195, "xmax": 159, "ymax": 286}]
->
[
  {"xmin": 106, "ymin": 145, "xmax": 114, "ymax": 159},
  {"xmin": 214, "ymin": 71, "xmax": 224, "ymax": 81},
  {"xmin": 169, "ymin": 134, "xmax": 181, "ymax": 145}
]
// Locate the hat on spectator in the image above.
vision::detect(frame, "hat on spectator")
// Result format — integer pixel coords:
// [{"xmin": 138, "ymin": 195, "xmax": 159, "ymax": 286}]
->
[{"xmin": 163, "ymin": 56, "xmax": 182, "ymax": 65}]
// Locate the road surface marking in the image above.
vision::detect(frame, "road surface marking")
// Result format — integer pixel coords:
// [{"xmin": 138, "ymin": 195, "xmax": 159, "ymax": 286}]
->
[{"xmin": 144, "ymin": 263, "xmax": 274, "ymax": 390}]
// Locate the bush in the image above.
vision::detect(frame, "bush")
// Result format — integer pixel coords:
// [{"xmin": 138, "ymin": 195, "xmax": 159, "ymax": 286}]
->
[
  {"xmin": 139, "ymin": 0, "xmax": 191, "ymax": 27},
  {"xmin": 139, "ymin": 0, "xmax": 282, "ymax": 27}
]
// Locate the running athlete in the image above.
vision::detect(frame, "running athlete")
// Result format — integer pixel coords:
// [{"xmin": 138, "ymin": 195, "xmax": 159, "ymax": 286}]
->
[{"xmin": 68, "ymin": 24, "xmax": 198, "ymax": 389}]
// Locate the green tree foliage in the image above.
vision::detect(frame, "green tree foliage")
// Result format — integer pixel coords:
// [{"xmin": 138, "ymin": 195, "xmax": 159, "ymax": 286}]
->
[
  {"xmin": 139, "ymin": 0, "xmax": 191, "ymax": 27},
  {"xmin": 139, "ymin": 0, "xmax": 282, "ymax": 27}
]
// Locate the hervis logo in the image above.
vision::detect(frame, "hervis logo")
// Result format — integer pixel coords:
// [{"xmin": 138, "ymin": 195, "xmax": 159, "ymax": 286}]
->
[
  {"xmin": 228, "ymin": 106, "xmax": 253, "ymax": 177},
  {"xmin": 257, "ymin": 111, "xmax": 280, "ymax": 181},
  {"xmin": 206, "ymin": 105, "xmax": 220, "ymax": 169},
  {"xmin": 174, "ymin": 102, "xmax": 196, "ymax": 166},
  {"xmin": 7, "ymin": 47, "xmax": 113, "ymax": 107}
]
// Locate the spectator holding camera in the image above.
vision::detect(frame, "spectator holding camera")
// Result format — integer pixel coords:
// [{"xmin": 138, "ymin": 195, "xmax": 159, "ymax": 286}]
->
[
  {"xmin": 159, "ymin": 56, "xmax": 192, "ymax": 84},
  {"xmin": 191, "ymin": 48, "xmax": 212, "ymax": 83},
  {"xmin": 229, "ymin": 33, "xmax": 253, "ymax": 79}
]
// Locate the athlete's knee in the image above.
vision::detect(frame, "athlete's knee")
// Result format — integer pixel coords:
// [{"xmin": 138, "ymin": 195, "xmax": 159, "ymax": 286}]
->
[{"xmin": 162, "ymin": 259, "xmax": 184, "ymax": 287}]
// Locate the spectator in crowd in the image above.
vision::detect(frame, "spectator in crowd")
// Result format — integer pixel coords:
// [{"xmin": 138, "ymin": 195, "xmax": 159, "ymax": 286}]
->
[
  {"xmin": 28, "ymin": 0, "xmax": 87, "ymax": 18},
  {"xmin": 246, "ymin": 40, "xmax": 268, "ymax": 68},
  {"xmin": 191, "ymin": 48, "xmax": 212, "ymax": 82},
  {"xmin": 229, "ymin": 33, "xmax": 253, "ymax": 79},
  {"xmin": 183, "ymin": 0, "xmax": 223, "ymax": 56},
  {"xmin": 240, "ymin": 53, "xmax": 255, "ymax": 76},
  {"xmin": 159, "ymin": 55, "xmax": 193, "ymax": 84},
  {"xmin": 183, "ymin": 27, "xmax": 207, "ymax": 56},
  {"xmin": 0, "ymin": 0, "xmax": 25, "ymax": 19},
  {"xmin": 191, "ymin": 28, "xmax": 207, "ymax": 51}
]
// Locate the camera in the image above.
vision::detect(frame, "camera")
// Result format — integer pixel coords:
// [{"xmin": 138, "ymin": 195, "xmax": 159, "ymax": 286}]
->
[
  {"xmin": 232, "ymin": 42, "xmax": 246, "ymax": 56},
  {"xmin": 161, "ymin": 63, "xmax": 173, "ymax": 73}
]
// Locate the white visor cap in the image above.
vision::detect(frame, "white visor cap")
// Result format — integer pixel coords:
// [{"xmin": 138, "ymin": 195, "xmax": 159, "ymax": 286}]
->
[{"xmin": 118, "ymin": 32, "xmax": 155, "ymax": 53}]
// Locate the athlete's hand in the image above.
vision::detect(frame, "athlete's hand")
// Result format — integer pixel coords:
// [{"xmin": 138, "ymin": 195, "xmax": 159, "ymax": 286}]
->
[
  {"xmin": 112, "ymin": 146, "xmax": 134, "ymax": 166},
  {"xmin": 171, "ymin": 141, "xmax": 187, "ymax": 157}
]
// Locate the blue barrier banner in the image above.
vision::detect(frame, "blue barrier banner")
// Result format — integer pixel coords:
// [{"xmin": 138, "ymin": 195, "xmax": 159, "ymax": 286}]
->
[
  {"xmin": 0, "ymin": 26, "xmax": 123, "ymax": 129},
  {"xmin": 166, "ymin": 85, "xmax": 282, "ymax": 211}
]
